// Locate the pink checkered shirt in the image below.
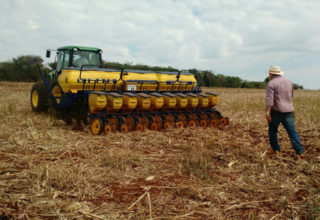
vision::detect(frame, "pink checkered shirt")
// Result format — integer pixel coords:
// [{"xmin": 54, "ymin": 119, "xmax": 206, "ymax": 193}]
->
[{"xmin": 265, "ymin": 76, "xmax": 294, "ymax": 113}]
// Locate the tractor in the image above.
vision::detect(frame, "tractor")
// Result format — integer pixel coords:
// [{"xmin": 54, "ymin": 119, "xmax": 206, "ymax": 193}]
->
[{"xmin": 30, "ymin": 46, "xmax": 229, "ymax": 134}]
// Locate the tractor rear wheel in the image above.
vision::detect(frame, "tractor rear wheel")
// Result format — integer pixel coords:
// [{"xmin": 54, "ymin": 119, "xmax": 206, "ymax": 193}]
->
[
  {"xmin": 51, "ymin": 84, "xmax": 63, "ymax": 104},
  {"xmin": 31, "ymin": 82, "xmax": 49, "ymax": 112}
]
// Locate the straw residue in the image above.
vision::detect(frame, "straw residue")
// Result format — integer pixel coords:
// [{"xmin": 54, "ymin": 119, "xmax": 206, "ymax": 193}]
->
[{"xmin": 0, "ymin": 82, "xmax": 319, "ymax": 219}]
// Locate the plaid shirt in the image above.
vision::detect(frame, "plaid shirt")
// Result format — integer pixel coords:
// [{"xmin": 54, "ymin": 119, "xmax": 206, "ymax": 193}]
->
[{"xmin": 266, "ymin": 76, "xmax": 294, "ymax": 113}]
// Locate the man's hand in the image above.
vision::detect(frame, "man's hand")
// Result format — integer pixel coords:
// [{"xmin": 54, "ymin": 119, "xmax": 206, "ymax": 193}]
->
[
  {"xmin": 266, "ymin": 107, "xmax": 272, "ymax": 122},
  {"xmin": 266, "ymin": 112, "xmax": 271, "ymax": 122}
]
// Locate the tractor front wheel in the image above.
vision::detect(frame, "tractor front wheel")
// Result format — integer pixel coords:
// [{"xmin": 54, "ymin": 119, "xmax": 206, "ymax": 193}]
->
[{"xmin": 30, "ymin": 82, "xmax": 49, "ymax": 112}]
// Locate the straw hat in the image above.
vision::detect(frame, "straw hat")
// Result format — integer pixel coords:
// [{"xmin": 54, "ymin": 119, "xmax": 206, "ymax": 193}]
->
[{"xmin": 269, "ymin": 65, "xmax": 283, "ymax": 75}]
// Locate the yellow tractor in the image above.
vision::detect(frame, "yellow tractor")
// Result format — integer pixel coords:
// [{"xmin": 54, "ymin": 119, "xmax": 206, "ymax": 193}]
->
[{"xmin": 30, "ymin": 46, "xmax": 229, "ymax": 134}]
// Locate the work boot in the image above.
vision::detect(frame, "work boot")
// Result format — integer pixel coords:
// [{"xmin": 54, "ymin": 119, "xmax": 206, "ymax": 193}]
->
[{"xmin": 266, "ymin": 149, "xmax": 279, "ymax": 156}]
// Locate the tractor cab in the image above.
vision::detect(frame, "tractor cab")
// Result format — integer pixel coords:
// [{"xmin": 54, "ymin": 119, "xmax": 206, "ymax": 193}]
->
[{"xmin": 46, "ymin": 46, "xmax": 103, "ymax": 74}]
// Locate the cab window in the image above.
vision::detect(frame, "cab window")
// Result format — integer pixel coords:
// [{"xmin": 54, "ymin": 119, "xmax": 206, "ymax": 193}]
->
[
  {"xmin": 56, "ymin": 50, "xmax": 71, "ymax": 72},
  {"xmin": 72, "ymin": 50, "xmax": 101, "ymax": 68},
  {"xmin": 56, "ymin": 51, "xmax": 64, "ymax": 72},
  {"xmin": 63, "ymin": 51, "xmax": 70, "ymax": 68}
]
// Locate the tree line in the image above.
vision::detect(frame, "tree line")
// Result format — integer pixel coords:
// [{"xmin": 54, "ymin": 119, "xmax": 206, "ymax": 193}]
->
[
  {"xmin": 0, "ymin": 55, "xmax": 49, "ymax": 82},
  {"xmin": 0, "ymin": 55, "xmax": 303, "ymax": 89}
]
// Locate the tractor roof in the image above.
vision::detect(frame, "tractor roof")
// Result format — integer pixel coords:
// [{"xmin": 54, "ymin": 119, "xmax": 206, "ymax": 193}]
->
[{"xmin": 57, "ymin": 46, "xmax": 102, "ymax": 52}]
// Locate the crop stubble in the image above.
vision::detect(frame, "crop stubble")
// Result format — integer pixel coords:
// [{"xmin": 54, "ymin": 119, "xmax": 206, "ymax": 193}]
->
[{"xmin": 0, "ymin": 82, "xmax": 319, "ymax": 219}]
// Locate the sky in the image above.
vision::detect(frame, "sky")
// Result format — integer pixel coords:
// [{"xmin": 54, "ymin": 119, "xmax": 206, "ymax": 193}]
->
[{"xmin": 0, "ymin": 0, "xmax": 320, "ymax": 89}]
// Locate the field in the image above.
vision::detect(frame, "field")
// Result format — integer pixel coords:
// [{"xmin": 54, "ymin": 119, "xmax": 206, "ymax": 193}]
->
[{"xmin": 0, "ymin": 82, "xmax": 319, "ymax": 219}]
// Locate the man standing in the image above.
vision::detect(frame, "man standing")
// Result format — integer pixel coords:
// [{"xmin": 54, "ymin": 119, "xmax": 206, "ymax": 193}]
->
[{"xmin": 265, "ymin": 66, "xmax": 304, "ymax": 158}]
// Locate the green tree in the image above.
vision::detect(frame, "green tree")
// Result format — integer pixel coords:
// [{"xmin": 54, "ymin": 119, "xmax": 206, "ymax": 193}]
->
[
  {"xmin": 103, "ymin": 60, "xmax": 179, "ymax": 72},
  {"xmin": 0, "ymin": 55, "xmax": 304, "ymax": 90},
  {"xmin": 0, "ymin": 55, "xmax": 49, "ymax": 81},
  {"xmin": 0, "ymin": 55, "xmax": 45, "ymax": 81},
  {"xmin": 293, "ymin": 83, "xmax": 303, "ymax": 90},
  {"xmin": 48, "ymin": 62, "xmax": 57, "ymax": 70}
]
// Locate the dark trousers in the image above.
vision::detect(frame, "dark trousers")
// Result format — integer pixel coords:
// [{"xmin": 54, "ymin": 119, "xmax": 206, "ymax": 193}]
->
[{"xmin": 268, "ymin": 110, "xmax": 304, "ymax": 155}]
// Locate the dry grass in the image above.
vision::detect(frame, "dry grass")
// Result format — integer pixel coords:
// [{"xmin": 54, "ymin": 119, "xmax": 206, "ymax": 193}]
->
[{"xmin": 0, "ymin": 81, "xmax": 319, "ymax": 219}]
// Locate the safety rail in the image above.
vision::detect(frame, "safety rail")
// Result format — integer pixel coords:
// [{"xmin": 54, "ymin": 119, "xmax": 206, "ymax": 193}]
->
[
  {"xmin": 77, "ymin": 78, "xmax": 119, "ymax": 91},
  {"xmin": 164, "ymin": 80, "xmax": 196, "ymax": 92}
]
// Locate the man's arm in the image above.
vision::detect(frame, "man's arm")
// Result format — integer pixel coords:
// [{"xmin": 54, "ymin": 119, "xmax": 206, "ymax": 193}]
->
[{"xmin": 265, "ymin": 83, "xmax": 274, "ymax": 122}]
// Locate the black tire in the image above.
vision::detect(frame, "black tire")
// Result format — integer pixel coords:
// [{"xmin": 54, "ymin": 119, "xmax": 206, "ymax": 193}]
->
[
  {"xmin": 63, "ymin": 117, "xmax": 73, "ymax": 125},
  {"xmin": 30, "ymin": 82, "xmax": 49, "ymax": 112}
]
